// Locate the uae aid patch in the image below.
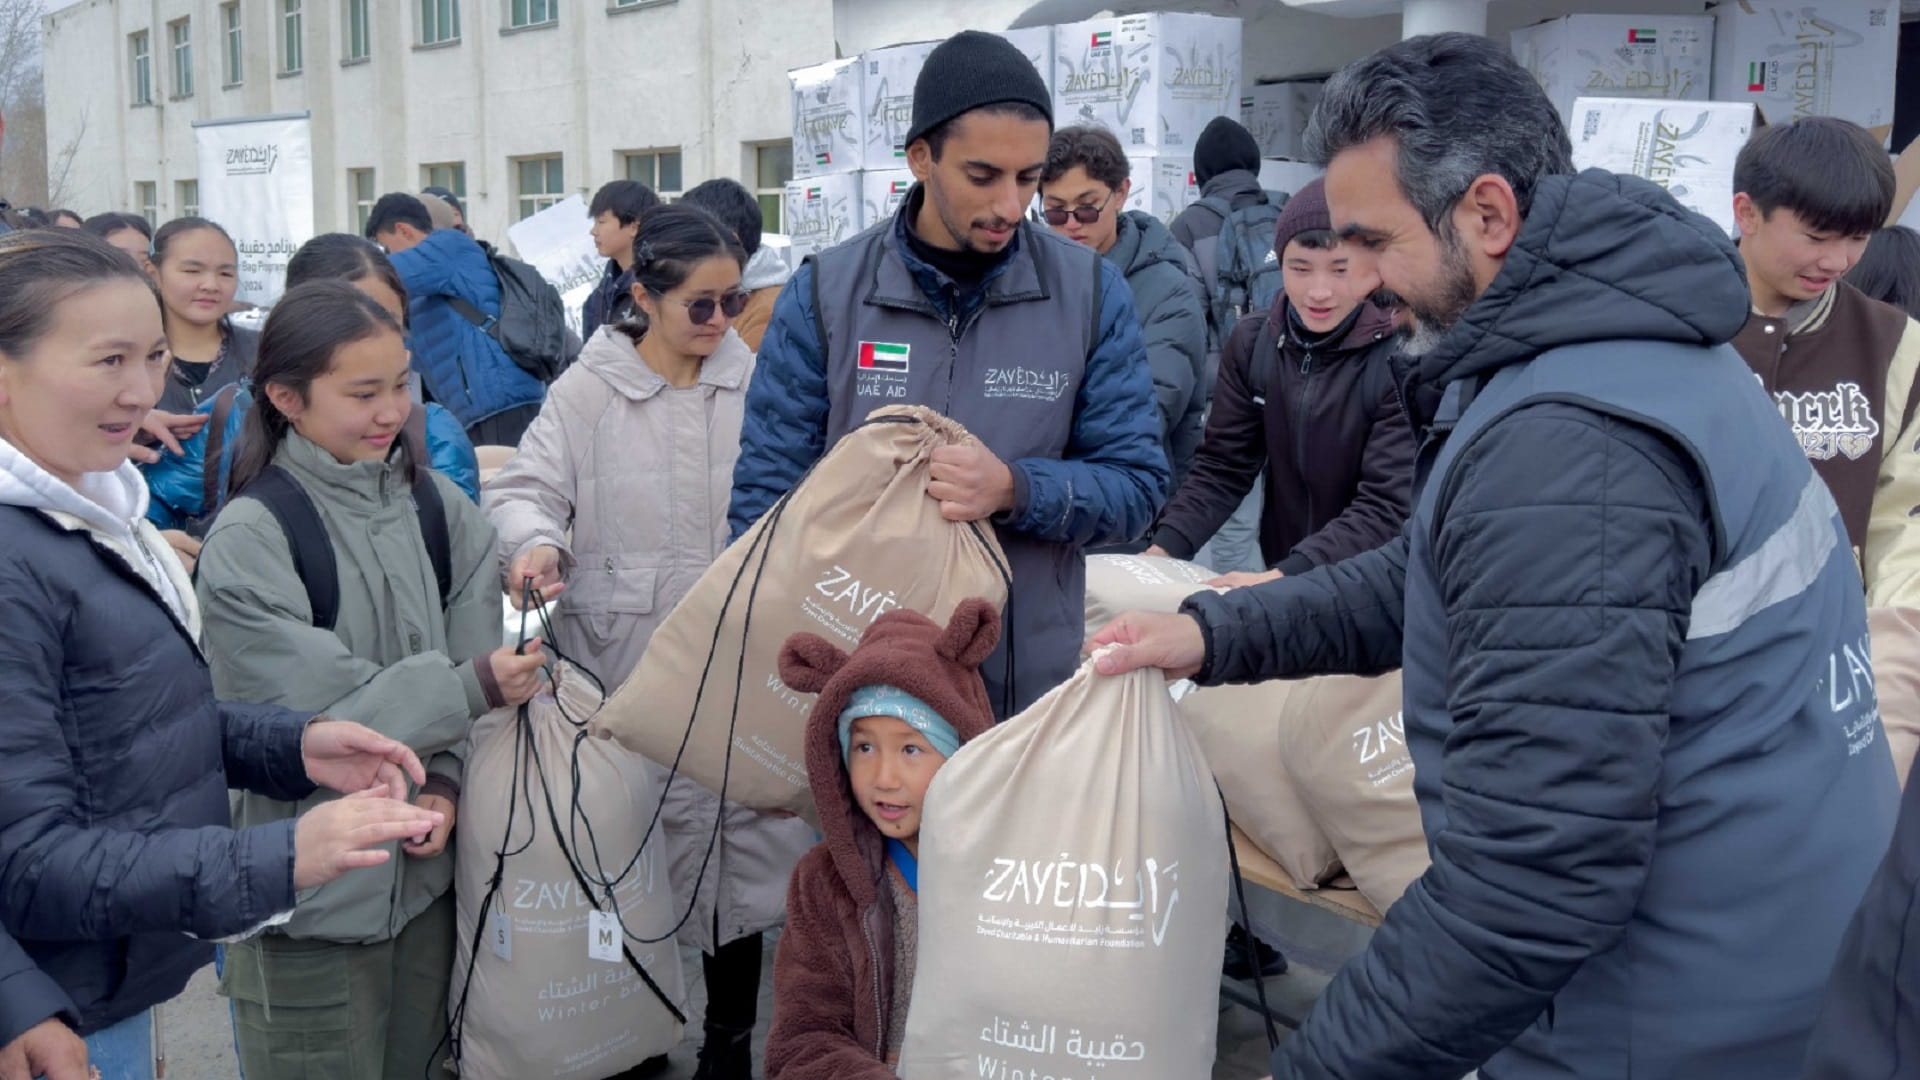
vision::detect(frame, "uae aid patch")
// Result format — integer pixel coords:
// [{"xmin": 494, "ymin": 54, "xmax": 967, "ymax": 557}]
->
[{"xmin": 859, "ymin": 341, "xmax": 910, "ymax": 373}]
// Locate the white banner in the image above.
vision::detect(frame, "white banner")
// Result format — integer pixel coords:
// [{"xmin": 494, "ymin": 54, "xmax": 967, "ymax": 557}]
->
[
  {"xmin": 193, "ymin": 113, "xmax": 314, "ymax": 306},
  {"xmin": 507, "ymin": 194, "xmax": 602, "ymax": 342}
]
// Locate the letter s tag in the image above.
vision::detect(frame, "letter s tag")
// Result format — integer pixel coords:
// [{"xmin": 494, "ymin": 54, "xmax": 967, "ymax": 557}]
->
[
  {"xmin": 491, "ymin": 908, "xmax": 512, "ymax": 962},
  {"xmin": 587, "ymin": 910, "xmax": 622, "ymax": 962}
]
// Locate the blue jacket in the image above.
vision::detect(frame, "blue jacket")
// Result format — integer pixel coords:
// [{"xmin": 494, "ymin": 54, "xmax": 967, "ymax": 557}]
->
[
  {"xmin": 0, "ymin": 501, "xmax": 315, "ymax": 1039},
  {"xmin": 388, "ymin": 230, "xmax": 547, "ymax": 428},
  {"xmin": 730, "ymin": 227, "xmax": 1166, "ymax": 548},
  {"xmin": 143, "ymin": 386, "xmax": 480, "ymax": 531},
  {"xmin": 581, "ymin": 258, "xmax": 633, "ymax": 341},
  {"xmin": 1185, "ymin": 171, "xmax": 1897, "ymax": 1079}
]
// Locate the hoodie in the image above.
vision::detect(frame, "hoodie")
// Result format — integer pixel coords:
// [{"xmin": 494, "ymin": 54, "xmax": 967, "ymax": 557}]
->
[
  {"xmin": 765, "ymin": 601, "xmax": 1001, "ymax": 1078},
  {"xmin": 736, "ymin": 245, "xmax": 794, "ymax": 352}
]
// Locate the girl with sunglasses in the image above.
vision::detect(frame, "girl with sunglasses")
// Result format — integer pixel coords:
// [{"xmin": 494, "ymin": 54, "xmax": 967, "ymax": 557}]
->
[{"xmin": 487, "ymin": 203, "xmax": 813, "ymax": 1079}]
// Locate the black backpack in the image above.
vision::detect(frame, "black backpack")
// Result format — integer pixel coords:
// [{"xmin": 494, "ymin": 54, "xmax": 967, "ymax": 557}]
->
[
  {"xmin": 448, "ymin": 241, "xmax": 577, "ymax": 384},
  {"xmin": 237, "ymin": 423, "xmax": 452, "ymax": 631}
]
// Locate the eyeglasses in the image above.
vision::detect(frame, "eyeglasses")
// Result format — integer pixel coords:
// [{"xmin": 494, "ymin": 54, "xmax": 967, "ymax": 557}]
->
[
  {"xmin": 1041, "ymin": 191, "xmax": 1118, "ymax": 227},
  {"xmin": 665, "ymin": 291, "xmax": 751, "ymax": 325}
]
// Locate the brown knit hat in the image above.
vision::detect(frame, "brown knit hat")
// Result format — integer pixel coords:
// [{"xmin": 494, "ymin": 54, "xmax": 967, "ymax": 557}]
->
[{"xmin": 1272, "ymin": 175, "xmax": 1331, "ymax": 259}]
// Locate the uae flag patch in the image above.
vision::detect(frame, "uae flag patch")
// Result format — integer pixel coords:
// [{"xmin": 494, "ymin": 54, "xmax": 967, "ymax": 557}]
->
[{"xmin": 859, "ymin": 341, "xmax": 911, "ymax": 373}]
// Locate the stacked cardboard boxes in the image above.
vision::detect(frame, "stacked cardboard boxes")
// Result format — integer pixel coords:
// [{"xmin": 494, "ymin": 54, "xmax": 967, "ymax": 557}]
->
[
  {"xmin": 1708, "ymin": 1, "xmax": 1898, "ymax": 137},
  {"xmin": 1569, "ymin": 96, "xmax": 1760, "ymax": 236},
  {"xmin": 1511, "ymin": 15, "xmax": 1715, "ymax": 130}
]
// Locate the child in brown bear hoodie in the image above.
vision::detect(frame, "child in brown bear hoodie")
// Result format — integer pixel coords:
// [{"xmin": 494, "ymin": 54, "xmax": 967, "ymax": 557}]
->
[{"xmin": 764, "ymin": 599, "xmax": 1001, "ymax": 1078}]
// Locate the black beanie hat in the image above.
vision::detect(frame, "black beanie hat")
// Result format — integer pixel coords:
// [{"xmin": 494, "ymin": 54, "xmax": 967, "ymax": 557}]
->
[
  {"xmin": 906, "ymin": 31, "xmax": 1054, "ymax": 150},
  {"xmin": 1194, "ymin": 116, "xmax": 1262, "ymax": 186}
]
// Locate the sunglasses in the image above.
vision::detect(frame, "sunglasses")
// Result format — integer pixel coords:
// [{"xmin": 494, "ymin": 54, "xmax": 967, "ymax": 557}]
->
[
  {"xmin": 666, "ymin": 291, "xmax": 751, "ymax": 325},
  {"xmin": 1041, "ymin": 191, "xmax": 1118, "ymax": 227}
]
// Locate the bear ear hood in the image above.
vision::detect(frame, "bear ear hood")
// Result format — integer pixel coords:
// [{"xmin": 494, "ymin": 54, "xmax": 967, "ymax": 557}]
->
[{"xmin": 788, "ymin": 598, "xmax": 1004, "ymax": 905}]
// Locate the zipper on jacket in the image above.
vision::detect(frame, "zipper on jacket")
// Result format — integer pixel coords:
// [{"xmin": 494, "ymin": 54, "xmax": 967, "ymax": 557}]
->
[
  {"xmin": 1296, "ymin": 347, "xmax": 1316, "ymax": 530},
  {"xmin": 861, "ymin": 911, "xmax": 886, "ymax": 1058},
  {"xmin": 946, "ymin": 301, "xmax": 962, "ymax": 415}
]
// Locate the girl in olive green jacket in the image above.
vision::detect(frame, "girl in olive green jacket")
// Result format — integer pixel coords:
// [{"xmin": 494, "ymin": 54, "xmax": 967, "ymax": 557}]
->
[{"xmin": 196, "ymin": 280, "xmax": 546, "ymax": 1080}]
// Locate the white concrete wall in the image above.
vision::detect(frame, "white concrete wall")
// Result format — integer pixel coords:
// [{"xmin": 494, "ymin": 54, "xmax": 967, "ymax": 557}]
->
[{"xmin": 44, "ymin": 0, "xmax": 833, "ymax": 241}]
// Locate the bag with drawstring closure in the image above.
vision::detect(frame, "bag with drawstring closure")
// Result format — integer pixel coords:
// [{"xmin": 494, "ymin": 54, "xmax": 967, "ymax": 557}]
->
[
  {"xmin": 593, "ymin": 406, "xmax": 1012, "ymax": 820},
  {"xmin": 898, "ymin": 651, "xmax": 1230, "ymax": 1079},
  {"xmin": 449, "ymin": 607, "xmax": 687, "ymax": 1080}
]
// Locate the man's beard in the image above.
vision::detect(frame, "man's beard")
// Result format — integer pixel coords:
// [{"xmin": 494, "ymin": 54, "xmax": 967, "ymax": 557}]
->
[
  {"xmin": 1380, "ymin": 227, "xmax": 1479, "ymax": 357},
  {"xmin": 927, "ymin": 173, "xmax": 1015, "ymax": 253}
]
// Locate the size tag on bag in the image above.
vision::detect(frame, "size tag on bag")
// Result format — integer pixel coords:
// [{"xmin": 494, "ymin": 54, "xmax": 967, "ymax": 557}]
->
[
  {"xmin": 490, "ymin": 909, "xmax": 512, "ymax": 962},
  {"xmin": 587, "ymin": 909, "xmax": 622, "ymax": 962}
]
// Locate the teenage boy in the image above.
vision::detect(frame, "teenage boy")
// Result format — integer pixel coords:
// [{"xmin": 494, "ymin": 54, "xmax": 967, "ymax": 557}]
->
[
  {"xmin": 1730, "ymin": 116, "xmax": 1920, "ymax": 607},
  {"xmin": 1145, "ymin": 176, "xmax": 1413, "ymax": 585},
  {"xmin": 582, "ymin": 180, "xmax": 660, "ymax": 339}
]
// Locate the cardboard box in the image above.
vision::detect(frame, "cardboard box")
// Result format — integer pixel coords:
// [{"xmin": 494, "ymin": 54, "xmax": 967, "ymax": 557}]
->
[
  {"xmin": 790, "ymin": 58, "xmax": 865, "ymax": 178},
  {"xmin": 1241, "ymin": 81, "xmax": 1325, "ymax": 159},
  {"xmin": 1125, "ymin": 156, "xmax": 1199, "ymax": 223},
  {"xmin": 1258, "ymin": 158, "xmax": 1323, "ymax": 196},
  {"xmin": 1570, "ymin": 96, "xmax": 1760, "ymax": 236},
  {"xmin": 861, "ymin": 42, "xmax": 938, "ymax": 169},
  {"xmin": 862, "ymin": 169, "xmax": 916, "ymax": 225},
  {"xmin": 1510, "ymin": 15, "xmax": 1714, "ymax": 129},
  {"xmin": 784, "ymin": 174, "xmax": 865, "ymax": 261},
  {"xmin": 1710, "ymin": 1, "xmax": 1898, "ymax": 136},
  {"xmin": 996, "ymin": 27, "xmax": 1056, "ymax": 96},
  {"xmin": 1055, "ymin": 13, "xmax": 1243, "ymax": 154}
]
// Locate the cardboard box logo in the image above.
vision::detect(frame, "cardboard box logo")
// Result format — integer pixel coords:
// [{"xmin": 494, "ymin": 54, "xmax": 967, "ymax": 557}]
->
[
  {"xmin": 1090, "ymin": 30, "xmax": 1112, "ymax": 48},
  {"xmin": 805, "ymin": 187, "xmax": 823, "ymax": 202},
  {"xmin": 1627, "ymin": 28, "xmax": 1657, "ymax": 44},
  {"xmin": 813, "ymin": 151, "xmax": 833, "ymax": 168},
  {"xmin": 1745, "ymin": 61, "xmax": 1767, "ymax": 93}
]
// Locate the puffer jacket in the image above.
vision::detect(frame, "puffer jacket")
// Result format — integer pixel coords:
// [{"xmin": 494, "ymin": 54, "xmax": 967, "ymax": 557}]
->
[
  {"xmin": 765, "ymin": 602, "xmax": 1000, "ymax": 1079},
  {"xmin": 485, "ymin": 325, "xmax": 814, "ymax": 953},
  {"xmin": 581, "ymin": 258, "xmax": 634, "ymax": 342},
  {"xmin": 1107, "ymin": 210, "xmax": 1209, "ymax": 484},
  {"xmin": 196, "ymin": 433, "xmax": 502, "ymax": 946},
  {"xmin": 156, "ymin": 324, "xmax": 259, "ymax": 414},
  {"xmin": 388, "ymin": 229, "xmax": 548, "ymax": 428},
  {"xmin": 0, "ymin": 443, "xmax": 314, "ymax": 1037},
  {"xmin": 1184, "ymin": 170, "xmax": 1896, "ymax": 1080},
  {"xmin": 144, "ymin": 385, "xmax": 480, "ymax": 532}
]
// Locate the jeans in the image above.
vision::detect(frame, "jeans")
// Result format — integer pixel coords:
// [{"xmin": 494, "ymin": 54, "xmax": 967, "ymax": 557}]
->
[
  {"xmin": 1197, "ymin": 487, "xmax": 1266, "ymax": 574},
  {"xmin": 72, "ymin": 1009, "xmax": 153, "ymax": 1080}
]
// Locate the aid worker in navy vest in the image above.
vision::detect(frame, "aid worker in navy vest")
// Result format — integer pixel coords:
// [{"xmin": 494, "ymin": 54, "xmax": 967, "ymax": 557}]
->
[
  {"xmin": 729, "ymin": 30, "xmax": 1170, "ymax": 717},
  {"xmin": 1092, "ymin": 33, "xmax": 1896, "ymax": 1080}
]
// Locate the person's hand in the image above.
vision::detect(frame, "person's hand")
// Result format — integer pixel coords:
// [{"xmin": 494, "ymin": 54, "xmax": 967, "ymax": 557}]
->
[
  {"xmin": 489, "ymin": 640, "xmax": 547, "ymax": 707},
  {"xmin": 302, "ymin": 718, "xmax": 427, "ymax": 800},
  {"xmin": 507, "ymin": 546, "xmax": 566, "ymax": 609},
  {"xmin": 292, "ymin": 788, "xmax": 445, "ymax": 890},
  {"xmin": 161, "ymin": 530, "xmax": 202, "ymax": 575},
  {"xmin": 129, "ymin": 410, "xmax": 209, "ymax": 464},
  {"xmin": 402, "ymin": 794, "xmax": 456, "ymax": 858},
  {"xmin": 1142, "ymin": 545, "xmax": 1169, "ymax": 558},
  {"xmin": 1085, "ymin": 611, "xmax": 1207, "ymax": 681},
  {"xmin": 0, "ymin": 1018, "xmax": 88, "ymax": 1080},
  {"xmin": 928, "ymin": 443, "xmax": 1016, "ymax": 523},
  {"xmin": 1208, "ymin": 569, "xmax": 1283, "ymax": 589}
]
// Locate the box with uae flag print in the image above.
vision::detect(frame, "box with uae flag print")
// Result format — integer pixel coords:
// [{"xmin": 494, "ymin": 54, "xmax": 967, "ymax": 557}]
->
[
  {"xmin": 790, "ymin": 57, "xmax": 866, "ymax": 179},
  {"xmin": 783, "ymin": 174, "xmax": 865, "ymax": 262},
  {"xmin": 1053, "ymin": 13, "xmax": 1242, "ymax": 154},
  {"xmin": 1709, "ymin": 1, "xmax": 1897, "ymax": 139},
  {"xmin": 1570, "ymin": 96, "xmax": 1759, "ymax": 238},
  {"xmin": 862, "ymin": 170, "xmax": 915, "ymax": 226},
  {"xmin": 1510, "ymin": 15, "xmax": 1714, "ymax": 130}
]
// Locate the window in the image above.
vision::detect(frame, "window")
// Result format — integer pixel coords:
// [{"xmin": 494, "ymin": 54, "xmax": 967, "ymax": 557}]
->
[
  {"xmin": 423, "ymin": 162, "xmax": 467, "ymax": 198},
  {"xmin": 130, "ymin": 31, "xmax": 152, "ymax": 105},
  {"xmin": 135, "ymin": 182, "xmax": 158, "ymax": 226},
  {"xmin": 420, "ymin": 0, "xmax": 460, "ymax": 45},
  {"xmin": 282, "ymin": 0, "xmax": 303, "ymax": 74},
  {"xmin": 514, "ymin": 155, "xmax": 564, "ymax": 220},
  {"xmin": 344, "ymin": 0, "xmax": 370, "ymax": 61},
  {"xmin": 622, "ymin": 150, "xmax": 682, "ymax": 199},
  {"xmin": 169, "ymin": 19, "xmax": 193, "ymax": 98},
  {"xmin": 177, "ymin": 180, "xmax": 199, "ymax": 218},
  {"xmin": 609, "ymin": 0, "xmax": 671, "ymax": 9},
  {"xmin": 222, "ymin": 3, "xmax": 243, "ymax": 85},
  {"xmin": 754, "ymin": 142, "xmax": 792, "ymax": 234},
  {"xmin": 508, "ymin": 0, "xmax": 555, "ymax": 29},
  {"xmin": 348, "ymin": 169, "xmax": 376, "ymax": 234}
]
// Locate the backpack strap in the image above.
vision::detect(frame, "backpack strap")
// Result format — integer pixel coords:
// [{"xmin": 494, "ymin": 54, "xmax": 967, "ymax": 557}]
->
[
  {"xmin": 1248, "ymin": 315, "xmax": 1281, "ymax": 405},
  {"xmin": 446, "ymin": 295, "xmax": 495, "ymax": 332},
  {"xmin": 242, "ymin": 465, "xmax": 341, "ymax": 632},
  {"xmin": 404, "ymin": 407, "xmax": 454, "ymax": 612},
  {"xmin": 200, "ymin": 383, "xmax": 244, "ymax": 518}
]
